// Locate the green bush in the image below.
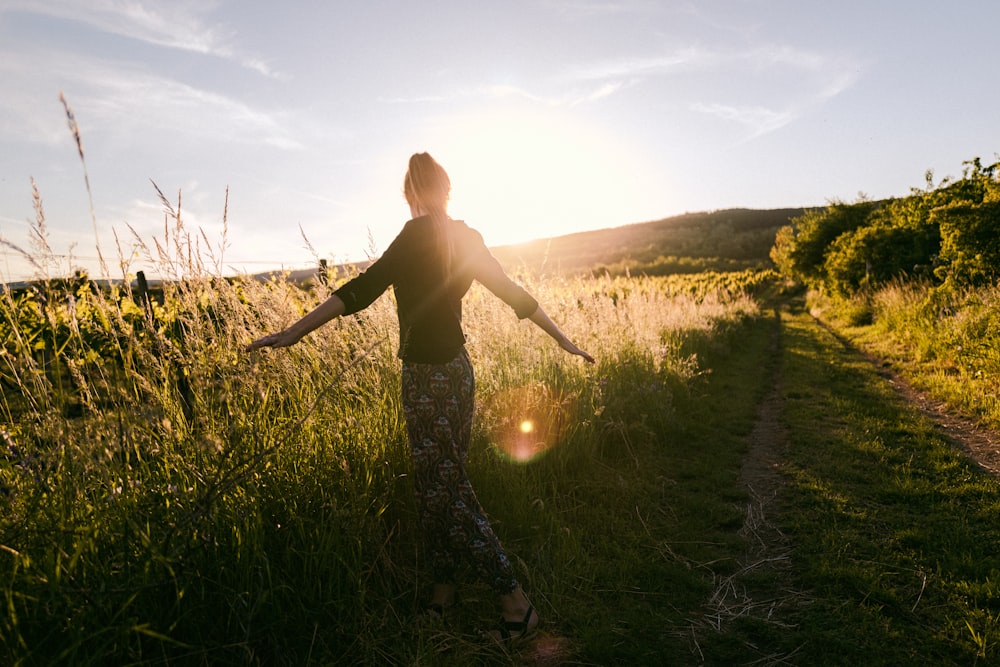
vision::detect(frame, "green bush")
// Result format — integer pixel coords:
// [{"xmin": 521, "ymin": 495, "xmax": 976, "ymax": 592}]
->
[
  {"xmin": 772, "ymin": 157, "xmax": 1000, "ymax": 297},
  {"xmin": 934, "ymin": 199, "xmax": 1000, "ymax": 287}
]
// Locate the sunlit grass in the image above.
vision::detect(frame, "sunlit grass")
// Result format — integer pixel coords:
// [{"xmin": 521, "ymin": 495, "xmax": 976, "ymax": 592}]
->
[
  {"xmin": 774, "ymin": 307, "xmax": 1000, "ymax": 664},
  {"xmin": 810, "ymin": 281, "xmax": 1000, "ymax": 430},
  {"xmin": 0, "ymin": 183, "xmax": 772, "ymax": 664}
]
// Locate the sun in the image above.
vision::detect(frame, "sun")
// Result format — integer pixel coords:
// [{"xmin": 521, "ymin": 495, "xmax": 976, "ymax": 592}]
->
[{"xmin": 433, "ymin": 107, "xmax": 650, "ymax": 246}]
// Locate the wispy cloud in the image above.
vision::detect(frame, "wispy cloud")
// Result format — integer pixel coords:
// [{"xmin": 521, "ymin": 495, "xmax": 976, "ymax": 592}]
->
[
  {"xmin": 0, "ymin": 34, "xmax": 304, "ymax": 150},
  {"xmin": 0, "ymin": 77, "xmax": 67, "ymax": 146},
  {"xmin": 693, "ymin": 45, "xmax": 861, "ymax": 139},
  {"xmin": 1, "ymin": 0, "xmax": 277, "ymax": 77},
  {"xmin": 567, "ymin": 41, "xmax": 861, "ymax": 138},
  {"xmin": 82, "ymin": 63, "xmax": 305, "ymax": 149},
  {"xmin": 381, "ymin": 94, "xmax": 447, "ymax": 105},
  {"xmin": 378, "ymin": 37, "xmax": 859, "ymax": 142},
  {"xmin": 484, "ymin": 84, "xmax": 549, "ymax": 104},
  {"xmin": 744, "ymin": 44, "xmax": 829, "ymax": 71},
  {"xmin": 576, "ymin": 81, "xmax": 628, "ymax": 104},
  {"xmin": 690, "ymin": 102, "xmax": 794, "ymax": 138},
  {"xmin": 475, "ymin": 81, "xmax": 634, "ymax": 109},
  {"xmin": 569, "ymin": 48, "xmax": 709, "ymax": 82}
]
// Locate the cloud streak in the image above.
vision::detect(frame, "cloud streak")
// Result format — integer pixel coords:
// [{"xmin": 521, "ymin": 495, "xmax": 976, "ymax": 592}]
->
[
  {"xmin": 85, "ymin": 68, "xmax": 305, "ymax": 149},
  {"xmin": 1, "ymin": 0, "xmax": 276, "ymax": 76},
  {"xmin": 566, "ymin": 42, "xmax": 860, "ymax": 138},
  {"xmin": 0, "ymin": 44, "xmax": 303, "ymax": 151},
  {"xmin": 690, "ymin": 102, "xmax": 794, "ymax": 137},
  {"xmin": 694, "ymin": 45, "xmax": 861, "ymax": 140},
  {"xmin": 568, "ymin": 48, "xmax": 709, "ymax": 82},
  {"xmin": 544, "ymin": 0, "xmax": 662, "ymax": 18}
]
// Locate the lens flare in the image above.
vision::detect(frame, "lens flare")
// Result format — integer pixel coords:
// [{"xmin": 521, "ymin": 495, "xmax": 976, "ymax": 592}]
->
[{"xmin": 484, "ymin": 384, "xmax": 575, "ymax": 463}]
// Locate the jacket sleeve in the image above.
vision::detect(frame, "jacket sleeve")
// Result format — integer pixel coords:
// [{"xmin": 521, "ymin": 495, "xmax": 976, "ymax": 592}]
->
[
  {"xmin": 332, "ymin": 236, "xmax": 401, "ymax": 316},
  {"xmin": 464, "ymin": 230, "xmax": 538, "ymax": 319}
]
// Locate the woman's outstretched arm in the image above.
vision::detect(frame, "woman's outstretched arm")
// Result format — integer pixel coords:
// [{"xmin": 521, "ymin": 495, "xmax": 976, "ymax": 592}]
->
[
  {"xmin": 247, "ymin": 294, "xmax": 346, "ymax": 351},
  {"xmin": 528, "ymin": 306, "xmax": 595, "ymax": 363}
]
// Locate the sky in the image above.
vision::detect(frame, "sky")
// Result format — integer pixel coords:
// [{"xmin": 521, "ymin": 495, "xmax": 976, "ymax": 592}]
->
[{"xmin": 1, "ymin": 1, "xmax": 998, "ymax": 283}]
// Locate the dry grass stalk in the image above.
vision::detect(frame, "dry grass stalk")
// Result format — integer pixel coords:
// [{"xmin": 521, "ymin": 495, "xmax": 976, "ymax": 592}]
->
[{"xmin": 59, "ymin": 92, "xmax": 107, "ymax": 278}]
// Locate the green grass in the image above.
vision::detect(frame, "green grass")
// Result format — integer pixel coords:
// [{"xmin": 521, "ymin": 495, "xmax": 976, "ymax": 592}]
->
[
  {"xmin": 5, "ymin": 170, "xmax": 1000, "ymax": 664},
  {"xmin": 758, "ymin": 301, "xmax": 1000, "ymax": 665},
  {"xmin": 7, "ymin": 252, "xmax": 1000, "ymax": 664},
  {"xmin": 811, "ymin": 282, "xmax": 1000, "ymax": 431},
  {"xmin": 0, "ymin": 220, "xmax": 776, "ymax": 666}
]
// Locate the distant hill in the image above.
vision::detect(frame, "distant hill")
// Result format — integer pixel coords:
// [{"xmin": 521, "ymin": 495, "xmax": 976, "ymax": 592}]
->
[
  {"xmin": 282, "ymin": 207, "xmax": 814, "ymax": 284},
  {"xmin": 490, "ymin": 207, "xmax": 814, "ymax": 276},
  {"xmin": 2, "ymin": 207, "xmax": 813, "ymax": 291}
]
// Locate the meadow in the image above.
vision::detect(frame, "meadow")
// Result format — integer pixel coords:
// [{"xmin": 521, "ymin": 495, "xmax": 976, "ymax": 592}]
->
[
  {"xmin": 0, "ymin": 199, "xmax": 782, "ymax": 664},
  {"xmin": 810, "ymin": 280, "xmax": 1000, "ymax": 432},
  {"xmin": 4, "ymin": 138, "xmax": 1000, "ymax": 664}
]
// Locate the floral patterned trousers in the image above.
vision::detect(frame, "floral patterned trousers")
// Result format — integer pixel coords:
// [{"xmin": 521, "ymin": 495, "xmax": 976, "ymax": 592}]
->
[{"xmin": 401, "ymin": 349, "xmax": 518, "ymax": 595}]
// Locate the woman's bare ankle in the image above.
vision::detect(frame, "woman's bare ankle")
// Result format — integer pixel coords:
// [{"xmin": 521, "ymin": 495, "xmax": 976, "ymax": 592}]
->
[
  {"xmin": 499, "ymin": 586, "xmax": 534, "ymax": 620},
  {"xmin": 429, "ymin": 583, "xmax": 456, "ymax": 607}
]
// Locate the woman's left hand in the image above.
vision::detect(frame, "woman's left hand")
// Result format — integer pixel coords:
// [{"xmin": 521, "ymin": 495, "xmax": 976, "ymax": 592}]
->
[{"xmin": 247, "ymin": 329, "xmax": 300, "ymax": 351}]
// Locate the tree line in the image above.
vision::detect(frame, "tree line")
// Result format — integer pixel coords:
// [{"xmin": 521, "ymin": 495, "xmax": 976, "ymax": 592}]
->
[{"xmin": 771, "ymin": 158, "xmax": 1000, "ymax": 295}]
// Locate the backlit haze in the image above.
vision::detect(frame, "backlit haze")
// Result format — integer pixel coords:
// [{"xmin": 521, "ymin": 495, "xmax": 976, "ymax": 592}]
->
[{"xmin": 2, "ymin": 1, "xmax": 998, "ymax": 282}]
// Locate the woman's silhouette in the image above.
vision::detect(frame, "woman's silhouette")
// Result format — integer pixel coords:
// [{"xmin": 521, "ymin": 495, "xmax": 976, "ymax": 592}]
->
[{"xmin": 248, "ymin": 152, "xmax": 593, "ymax": 640}]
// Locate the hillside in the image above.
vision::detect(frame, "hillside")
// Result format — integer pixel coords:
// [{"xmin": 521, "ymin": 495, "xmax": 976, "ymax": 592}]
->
[
  {"xmin": 2, "ymin": 207, "xmax": 810, "ymax": 291},
  {"xmin": 317, "ymin": 207, "xmax": 812, "ymax": 283},
  {"xmin": 489, "ymin": 207, "xmax": 812, "ymax": 276}
]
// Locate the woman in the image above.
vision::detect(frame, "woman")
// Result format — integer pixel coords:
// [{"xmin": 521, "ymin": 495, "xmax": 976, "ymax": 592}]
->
[{"xmin": 248, "ymin": 152, "xmax": 593, "ymax": 640}]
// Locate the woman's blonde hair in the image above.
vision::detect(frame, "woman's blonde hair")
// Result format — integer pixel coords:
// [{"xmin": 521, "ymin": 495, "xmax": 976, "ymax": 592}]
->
[
  {"xmin": 403, "ymin": 152, "xmax": 454, "ymax": 278},
  {"xmin": 403, "ymin": 152, "xmax": 450, "ymax": 214}
]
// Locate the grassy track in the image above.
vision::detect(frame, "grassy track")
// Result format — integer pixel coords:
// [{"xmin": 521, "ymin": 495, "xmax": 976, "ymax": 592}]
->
[
  {"xmin": 4, "ymin": 279, "xmax": 998, "ymax": 665},
  {"xmin": 0, "ymin": 270, "xmax": 775, "ymax": 666},
  {"xmin": 703, "ymin": 299, "xmax": 1000, "ymax": 666},
  {"xmin": 436, "ymin": 295, "xmax": 1000, "ymax": 665}
]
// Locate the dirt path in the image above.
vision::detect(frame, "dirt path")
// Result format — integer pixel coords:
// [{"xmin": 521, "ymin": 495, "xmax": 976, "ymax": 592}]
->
[
  {"xmin": 870, "ymin": 360, "xmax": 1000, "ymax": 476},
  {"xmin": 691, "ymin": 311, "xmax": 807, "ymax": 664},
  {"xmin": 816, "ymin": 315, "xmax": 1000, "ymax": 477},
  {"xmin": 695, "ymin": 308, "xmax": 1000, "ymax": 662}
]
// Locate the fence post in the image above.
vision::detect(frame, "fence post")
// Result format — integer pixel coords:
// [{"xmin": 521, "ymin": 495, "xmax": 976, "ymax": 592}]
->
[{"xmin": 135, "ymin": 270, "xmax": 155, "ymax": 323}]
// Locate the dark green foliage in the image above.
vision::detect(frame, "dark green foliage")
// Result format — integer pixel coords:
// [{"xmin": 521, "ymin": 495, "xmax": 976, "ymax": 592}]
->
[
  {"xmin": 934, "ymin": 199, "xmax": 1000, "ymax": 287},
  {"xmin": 824, "ymin": 219, "xmax": 939, "ymax": 295},
  {"xmin": 772, "ymin": 157, "xmax": 1000, "ymax": 296},
  {"xmin": 774, "ymin": 199, "xmax": 878, "ymax": 288}
]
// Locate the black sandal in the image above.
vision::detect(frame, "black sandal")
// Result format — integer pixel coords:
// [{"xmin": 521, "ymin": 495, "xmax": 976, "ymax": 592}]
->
[{"xmin": 495, "ymin": 605, "xmax": 537, "ymax": 641}]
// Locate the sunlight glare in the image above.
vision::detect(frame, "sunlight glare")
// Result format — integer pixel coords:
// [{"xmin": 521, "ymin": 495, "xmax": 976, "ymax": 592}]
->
[
  {"xmin": 435, "ymin": 108, "xmax": 654, "ymax": 246},
  {"xmin": 484, "ymin": 384, "xmax": 575, "ymax": 464}
]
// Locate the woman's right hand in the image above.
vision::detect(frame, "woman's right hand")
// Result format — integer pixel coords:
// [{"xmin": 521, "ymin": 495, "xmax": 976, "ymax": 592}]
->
[
  {"xmin": 527, "ymin": 306, "xmax": 595, "ymax": 364},
  {"xmin": 559, "ymin": 338, "xmax": 595, "ymax": 364}
]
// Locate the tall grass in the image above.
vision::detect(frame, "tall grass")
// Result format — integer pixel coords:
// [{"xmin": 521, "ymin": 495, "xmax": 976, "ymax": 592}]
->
[
  {"xmin": 772, "ymin": 305, "xmax": 1000, "ymax": 664},
  {"xmin": 811, "ymin": 280, "xmax": 1000, "ymax": 429},
  {"xmin": 0, "ymin": 179, "xmax": 770, "ymax": 663}
]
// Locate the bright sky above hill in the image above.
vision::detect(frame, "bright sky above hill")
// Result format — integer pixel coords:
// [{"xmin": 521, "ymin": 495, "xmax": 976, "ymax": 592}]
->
[{"xmin": 1, "ymin": 1, "xmax": 998, "ymax": 282}]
